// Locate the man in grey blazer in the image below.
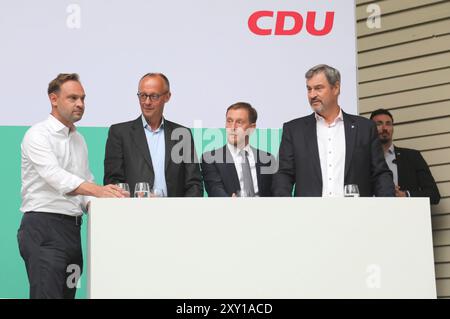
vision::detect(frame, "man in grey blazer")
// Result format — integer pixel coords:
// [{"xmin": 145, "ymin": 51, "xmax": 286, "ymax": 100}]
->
[
  {"xmin": 104, "ymin": 73, "xmax": 203, "ymax": 197},
  {"xmin": 272, "ymin": 64, "xmax": 395, "ymax": 197}
]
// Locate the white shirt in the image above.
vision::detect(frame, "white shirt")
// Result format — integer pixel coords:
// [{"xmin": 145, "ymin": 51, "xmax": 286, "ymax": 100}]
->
[
  {"xmin": 227, "ymin": 143, "xmax": 259, "ymax": 195},
  {"xmin": 384, "ymin": 144, "xmax": 398, "ymax": 186},
  {"xmin": 316, "ymin": 109, "xmax": 346, "ymax": 197},
  {"xmin": 20, "ymin": 115, "xmax": 94, "ymax": 216}
]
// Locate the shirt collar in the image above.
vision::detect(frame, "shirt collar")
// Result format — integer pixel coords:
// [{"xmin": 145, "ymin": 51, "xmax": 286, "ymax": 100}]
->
[
  {"xmin": 47, "ymin": 114, "xmax": 72, "ymax": 136},
  {"xmin": 227, "ymin": 142, "xmax": 252, "ymax": 157},
  {"xmin": 386, "ymin": 143, "xmax": 395, "ymax": 155},
  {"xmin": 315, "ymin": 108, "xmax": 344, "ymax": 125},
  {"xmin": 142, "ymin": 115, "xmax": 165, "ymax": 133}
]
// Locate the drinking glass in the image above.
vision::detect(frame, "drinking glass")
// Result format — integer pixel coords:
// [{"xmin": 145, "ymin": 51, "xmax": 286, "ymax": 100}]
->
[
  {"xmin": 344, "ymin": 184, "xmax": 360, "ymax": 197},
  {"xmin": 134, "ymin": 182, "xmax": 150, "ymax": 198},
  {"xmin": 116, "ymin": 183, "xmax": 130, "ymax": 197}
]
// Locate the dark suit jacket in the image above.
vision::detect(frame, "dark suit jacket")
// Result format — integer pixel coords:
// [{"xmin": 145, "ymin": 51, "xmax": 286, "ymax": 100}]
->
[
  {"xmin": 272, "ymin": 112, "xmax": 395, "ymax": 197},
  {"xmin": 201, "ymin": 145, "xmax": 277, "ymax": 197},
  {"xmin": 394, "ymin": 146, "xmax": 441, "ymax": 204},
  {"xmin": 104, "ymin": 117, "xmax": 203, "ymax": 197}
]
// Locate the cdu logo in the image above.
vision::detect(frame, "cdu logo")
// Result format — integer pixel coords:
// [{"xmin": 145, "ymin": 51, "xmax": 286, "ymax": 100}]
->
[{"xmin": 248, "ymin": 11, "xmax": 335, "ymax": 36}]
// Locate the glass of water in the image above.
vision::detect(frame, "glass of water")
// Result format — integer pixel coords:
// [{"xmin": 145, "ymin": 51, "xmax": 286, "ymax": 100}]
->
[
  {"xmin": 134, "ymin": 182, "xmax": 150, "ymax": 198},
  {"xmin": 116, "ymin": 183, "xmax": 130, "ymax": 197},
  {"xmin": 344, "ymin": 184, "xmax": 360, "ymax": 197}
]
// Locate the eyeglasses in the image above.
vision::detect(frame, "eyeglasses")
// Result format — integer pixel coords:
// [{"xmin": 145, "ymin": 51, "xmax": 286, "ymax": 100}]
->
[{"xmin": 137, "ymin": 91, "xmax": 168, "ymax": 102}]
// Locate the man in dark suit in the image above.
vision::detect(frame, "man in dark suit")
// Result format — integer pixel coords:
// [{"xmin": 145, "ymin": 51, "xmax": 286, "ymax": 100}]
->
[
  {"xmin": 201, "ymin": 102, "xmax": 277, "ymax": 197},
  {"xmin": 272, "ymin": 64, "xmax": 395, "ymax": 197},
  {"xmin": 370, "ymin": 108, "xmax": 441, "ymax": 204},
  {"xmin": 104, "ymin": 73, "xmax": 203, "ymax": 197}
]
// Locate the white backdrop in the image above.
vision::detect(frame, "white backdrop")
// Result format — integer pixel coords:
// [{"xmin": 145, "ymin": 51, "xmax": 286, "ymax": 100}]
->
[{"xmin": 0, "ymin": 0, "xmax": 357, "ymax": 128}]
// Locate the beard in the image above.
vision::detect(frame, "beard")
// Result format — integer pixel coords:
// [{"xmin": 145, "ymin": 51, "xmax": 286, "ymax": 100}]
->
[
  {"xmin": 310, "ymin": 100, "xmax": 324, "ymax": 113},
  {"xmin": 378, "ymin": 132, "xmax": 391, "ymax": 145}
]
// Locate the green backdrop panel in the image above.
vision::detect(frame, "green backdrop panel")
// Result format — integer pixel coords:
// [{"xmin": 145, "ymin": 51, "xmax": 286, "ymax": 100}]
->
[{"xmin": 0, "ymin": 126, "xmax": 281, "ymax": 298}]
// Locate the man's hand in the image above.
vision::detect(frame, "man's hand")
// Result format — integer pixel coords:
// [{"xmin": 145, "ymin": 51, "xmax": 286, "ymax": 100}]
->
[
  {"xmin": 95, "ymin": 184, "xmax": 130, "ymax": 198},
  {"xmin": 395, "ymin": 185, "xmax": 407, "ymax": 197},
  {"xmin": 70, "ymin": 182, "xmax": 129, "ymax": 198}
]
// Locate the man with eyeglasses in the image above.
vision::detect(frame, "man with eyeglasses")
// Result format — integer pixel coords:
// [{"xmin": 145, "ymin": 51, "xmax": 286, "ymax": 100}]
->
[
  {"xmin": 370, "ymin": 108, "xmax": 440, "ymax": 204},
  {"xmin": 104, "ymin": 73, "xmax": 203, "ymax": 197}
]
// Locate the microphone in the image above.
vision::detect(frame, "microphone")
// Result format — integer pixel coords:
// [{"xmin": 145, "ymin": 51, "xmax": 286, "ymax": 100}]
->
[{"xmin": 392, "ymin": 159, "xmax": 397, "ymax": 164}]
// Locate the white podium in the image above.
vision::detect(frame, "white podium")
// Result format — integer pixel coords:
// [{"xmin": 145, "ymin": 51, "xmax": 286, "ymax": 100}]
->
[{"xmin": 87, "ymin": 198, "xmax": 436, "ymax": 299}]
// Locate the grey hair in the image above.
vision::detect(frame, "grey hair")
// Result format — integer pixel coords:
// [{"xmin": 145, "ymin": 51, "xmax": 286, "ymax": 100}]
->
[{"xmin": 305, "ymin": 64, "xmax": 341, "ymax": 86}]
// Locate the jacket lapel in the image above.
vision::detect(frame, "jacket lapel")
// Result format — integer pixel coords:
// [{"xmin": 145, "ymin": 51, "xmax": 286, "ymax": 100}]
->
[
  {"xmin": 305, "ymin": 114, "xmax": 322, "ymax": 183},
  {"xmin": 343, "ymin": 112, "xmax": 357, "ymax": 178},
  {"xmin": 164, "ymin": 120, "xmax": 173, "ymax": 172},
  {"xmin": 394, "ymin": 146, "xmax": 403, "ymax": 186},
  {"xmin": 224, "ymin": 145, "xmax": 241, "ymax": 191},
  {"xmin": 252, "ymin": 147, "xmax": 263, "ymax": 191},
  {"xmin": 131, "ymin": 117, "xmax": 154, "ymax": 172}
]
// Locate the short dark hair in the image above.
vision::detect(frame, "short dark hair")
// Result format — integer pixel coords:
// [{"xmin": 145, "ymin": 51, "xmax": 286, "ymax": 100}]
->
[
  {"xmin": 370, "ymin": 108, "xmax": 394, "ymax": 122},
  {"xmin": 48, "ymin": 73, "xmax": 80, "ymax": 95},
  {"xmin": 139, "ymin": 73, "xmax": 170, "ymax": 91},
  {"xmin": 226, "ymin": 102, "xmax": 258, "ymax": 124}
]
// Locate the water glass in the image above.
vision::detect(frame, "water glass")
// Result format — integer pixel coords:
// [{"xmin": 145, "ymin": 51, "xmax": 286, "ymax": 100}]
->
[
  {"xmin": 134, "ymin": 182, "xmax": 150, "ymax": 198},
  {"xmin": 116, "ymin": 183, "xmax": 130, "ymax": 197},
  {"xmin": 344, "ymin": 184, "xmax": 360, "ymax": 197}
]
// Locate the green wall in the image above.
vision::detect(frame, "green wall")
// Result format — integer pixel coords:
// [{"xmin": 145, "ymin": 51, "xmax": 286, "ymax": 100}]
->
[{"xmin": 0, "ymin": 126, "xmax": 281, "ymax": 299}]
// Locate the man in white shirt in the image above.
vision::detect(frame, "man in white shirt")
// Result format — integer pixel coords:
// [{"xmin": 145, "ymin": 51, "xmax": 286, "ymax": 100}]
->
[
  {"xmin": 201, "ymin": 102, "xmax": 277, "ymax": 197},
  {"xmin": 273, "ymin": 64, "xmax": 395, "ymax": 197},
  {"xmin": 18, "ymin": 73, "xmax": 127, "ymax": 299}
]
